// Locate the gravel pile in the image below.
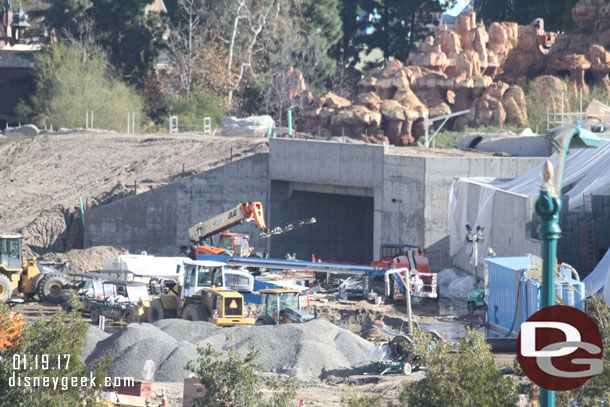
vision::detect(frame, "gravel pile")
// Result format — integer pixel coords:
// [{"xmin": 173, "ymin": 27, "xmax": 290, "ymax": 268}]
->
[
  {"xmin": 85, "ymin": 319, "xmax": 379, "ymax": 381},
  {"xmin": 81, "ymin": 326, "xmax": 110, "ymax": 362}
]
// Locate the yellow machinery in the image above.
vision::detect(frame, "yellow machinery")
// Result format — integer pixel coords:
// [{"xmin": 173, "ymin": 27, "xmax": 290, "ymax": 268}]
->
[
  {"xmin": 145, "ymin": 260, "xmax": 255, "ymax": 327},
  {"xmin": 0, "ymin": 234, "xmax": 67, "ymax": 303},
  {"xmin": 255, "ymin": 288, "xmax": 314, "ymax": 325}
]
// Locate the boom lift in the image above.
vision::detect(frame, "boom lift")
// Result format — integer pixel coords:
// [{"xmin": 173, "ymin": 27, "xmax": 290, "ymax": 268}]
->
[{"xmin": 188, "ymin": 202, "xmax": 315, "ymax": 258}]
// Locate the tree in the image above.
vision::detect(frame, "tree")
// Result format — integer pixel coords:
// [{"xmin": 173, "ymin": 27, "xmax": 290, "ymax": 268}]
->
[
  {"xmin": 356, "ymin": 0, "xmax": 447, "ymax": 63},
  {"xmin": 301, "ymin": 0, "xmax": 342, "ymax": 93},
  {"xmin": 187, "ymin": 341, "xmax": 297, "ymax": 407},
  {"xmin": 400, "ymin": 328, "xmax": 519, "ymax": 407},
  {"xmin": 341, "ymin": 389, "xmax": 384, "ymax": 407},
  {"xmin": 0, "ymin": 300, "xmax": 107, "ymax": 406},
  {"xmin": 555, "ymin": 298, "xmax": 610, "ymax": 407},
  {"xmin": 15, "ymin": 43, "xmax": 145, "ymax": 131},
  {"xmin": 475, "ymin": 0, "xmax": 578, "ymax": 32},
  {"xmin": 168, "ymin": 0, "xmax": 205, "ymax": 96},
  {"xmin": 42, "ymin": 0, "xmax": 161, "ymax": 82}
]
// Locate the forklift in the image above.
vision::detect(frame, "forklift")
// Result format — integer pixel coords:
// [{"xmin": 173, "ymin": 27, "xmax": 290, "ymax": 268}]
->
[{"xmin": 255, "ymin": 288, "xmax": 315, "ymax": 325}]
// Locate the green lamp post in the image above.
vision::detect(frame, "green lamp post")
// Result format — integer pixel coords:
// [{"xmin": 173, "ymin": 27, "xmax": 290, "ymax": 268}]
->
[{"xmin": 535, "ymin": 126, "xmax": 601, "ymax": 407}]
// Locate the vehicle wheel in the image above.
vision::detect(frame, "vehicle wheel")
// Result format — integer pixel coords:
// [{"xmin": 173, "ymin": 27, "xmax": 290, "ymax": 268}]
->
[
  {"xmin": 182, "ymin": 303, "xmax": 210, "ymax": 322},
  {"xmin": 255, "ymin": 316, "xmax": 274, "ymax": 325},
  {"xmin": 0, "ymin": 274, "xmax": 12, "ymax": 301},
  {"xmin": 148, "ymin": 299, "xmax": 176, "ymax": 323},
  {"xmin": 402, "ymin": 363, "xmax": 412, "ymax": 375},
  {"xmin": 90, "ymin": 307, "xmax": 100, "ymax": 324},
  {"xmin": 37, "ymin": 272, "xmax": 67, "ymax": 304}
]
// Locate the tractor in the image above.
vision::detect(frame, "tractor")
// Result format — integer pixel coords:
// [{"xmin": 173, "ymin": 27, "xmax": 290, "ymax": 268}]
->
[
  {"xmin": 255, "ymin": 288, "xmax": 315, "ymax": 325},
  {"xmin": 145, "ymin": 260, "xmax": 255, "ymax": 327},
  {"xmin": 0, "ymin": 234, "xmax": 68, "ymax": 304}
]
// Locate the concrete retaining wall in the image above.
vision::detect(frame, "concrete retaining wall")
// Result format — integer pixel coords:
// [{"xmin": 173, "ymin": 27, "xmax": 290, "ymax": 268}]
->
[
  {"xmin": 84, "ymin": 138, "xmax": 547, "ymax": 270},
  {"xmin": 85, "ymin": 154, "xmax": 270, "ymax": 256}
]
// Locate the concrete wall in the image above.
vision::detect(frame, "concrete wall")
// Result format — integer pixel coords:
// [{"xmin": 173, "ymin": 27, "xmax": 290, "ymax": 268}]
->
[
  {"xmin": 84, "ymin": 138, "xmax": 546, "ymax": 268},
  {"xmin": 85, "ymin": 154, "xmax": 270, "ymax": 256},
  {"xmin": 380, "ymin": 155, "xmax": 426, "ymax": 250},
  {"xmin": 452, "ymin": 183, "xmax": 541, "ymax": 275},
  {"xmin": 425, "ymin": 157, "xmax": 545, "ymax": 270}
]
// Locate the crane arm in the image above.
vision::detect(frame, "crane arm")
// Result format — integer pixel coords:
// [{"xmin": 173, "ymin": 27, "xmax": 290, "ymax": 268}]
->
[{"xmin": 188, "ymin": 202, "xmax": 267, "ymax": 246}]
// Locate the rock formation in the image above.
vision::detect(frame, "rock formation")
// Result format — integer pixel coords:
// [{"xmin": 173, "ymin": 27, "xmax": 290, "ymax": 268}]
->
[{"xmin": 299, "ymin": 0, "xmax": 609, "ymax": 146}]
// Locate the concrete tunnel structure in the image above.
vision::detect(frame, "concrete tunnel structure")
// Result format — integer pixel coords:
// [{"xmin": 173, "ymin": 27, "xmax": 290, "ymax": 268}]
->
[{"xmin": 84, "ymin": 138, "xmax": 545, "ymax": 270}]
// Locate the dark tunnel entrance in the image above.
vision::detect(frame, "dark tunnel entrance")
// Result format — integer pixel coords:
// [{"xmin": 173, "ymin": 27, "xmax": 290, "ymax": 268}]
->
[{"xmin": 269, "ymin": 181, "xmax": 374, "ymax": 264}]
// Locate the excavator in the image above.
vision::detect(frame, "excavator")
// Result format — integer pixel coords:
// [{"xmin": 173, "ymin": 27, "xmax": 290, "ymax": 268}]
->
[{"xmin": 187, "ymin": 202, "xmax": 315, "ymax": 259}]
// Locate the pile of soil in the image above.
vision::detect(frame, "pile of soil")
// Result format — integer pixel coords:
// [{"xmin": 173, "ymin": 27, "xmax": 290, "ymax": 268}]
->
[{"xmin": 0, "ymin": 133, "xmax": 268, "ymax": 256}]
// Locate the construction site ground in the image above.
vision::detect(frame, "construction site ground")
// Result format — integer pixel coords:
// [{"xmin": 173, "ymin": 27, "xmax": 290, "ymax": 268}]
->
[
  {"xmin": 2, "ymin": 132, "xmax": 516, "ymax": 406},
  {"xmin": 10, "ymin": 286, "xmax": 516, "ymax": 407}
]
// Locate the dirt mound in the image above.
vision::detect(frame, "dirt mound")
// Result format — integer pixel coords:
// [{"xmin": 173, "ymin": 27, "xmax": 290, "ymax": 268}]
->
[
  {"xmin": 85, "ymin": 319, "xmax": 379, "ymax": 381},
  {"xmin": 40, "ymin": 246, "xmax": 129, "ymax": 273},
  {"xmin": 0, "ymin": 133, "xmax": 268, "ymax": 255}
]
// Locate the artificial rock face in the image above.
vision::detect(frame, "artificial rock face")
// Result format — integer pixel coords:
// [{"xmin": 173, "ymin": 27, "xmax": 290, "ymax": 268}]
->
[{"xmin": 299, "ymin": 0, "xmax": 608, "ymax": 145}]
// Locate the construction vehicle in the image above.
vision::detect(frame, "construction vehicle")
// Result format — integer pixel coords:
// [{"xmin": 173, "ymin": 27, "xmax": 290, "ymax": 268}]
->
[
  {"xmin": 88, "ymin": 280, "xmax": 151, "ymax": 324},
  {"xmin": 146, "ymin": 260, "xmax": 255, "ymax": 327},
  {"xmin": 373, "ymin": 244, "xmax": 437, "ymax": 300},
  {"xmin": 188, "ymin": 201, "xmax": 315, "ymax": 258},
  {"xmin": 255, "ymin": 288, "xmax": 314, "ymax": 325},
  {"xmin": 0, "ymin": 234, "xmax": 68, "ymax": 304}
]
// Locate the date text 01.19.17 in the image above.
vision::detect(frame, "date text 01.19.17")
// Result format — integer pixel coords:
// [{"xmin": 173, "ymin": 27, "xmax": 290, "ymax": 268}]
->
[{"xmin": 12, "ymin": 354, "xmax": 71, "ymax": 371}]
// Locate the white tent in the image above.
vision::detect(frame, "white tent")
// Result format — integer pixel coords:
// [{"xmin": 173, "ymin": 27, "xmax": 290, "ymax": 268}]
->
[
  {"xmin": 450, "ymin": 138, "xmax": 610, "ymax": 269},
  {"xmin": 584, "ymin": 248, "xmax": 610, "ymax": 302}
]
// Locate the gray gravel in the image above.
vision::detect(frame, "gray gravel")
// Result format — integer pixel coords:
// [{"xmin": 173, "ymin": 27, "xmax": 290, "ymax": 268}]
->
[
  {"xmin": 81, "ymin": 326, "xmax": 110, "ymax": 362},
  {"xmin": 85, "ymin": 319, "xmax": 379, "ymax": 381}
]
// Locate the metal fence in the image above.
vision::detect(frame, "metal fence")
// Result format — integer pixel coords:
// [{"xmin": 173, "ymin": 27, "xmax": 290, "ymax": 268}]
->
[{"xmin": 168, "ymin": 116, "xmax": 212, "ymax": 135}]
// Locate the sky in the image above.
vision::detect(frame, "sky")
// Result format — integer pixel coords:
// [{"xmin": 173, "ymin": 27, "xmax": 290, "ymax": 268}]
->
[{"xmin": 445, "ymin": 0, "xmax": 470, "ymax": 16}]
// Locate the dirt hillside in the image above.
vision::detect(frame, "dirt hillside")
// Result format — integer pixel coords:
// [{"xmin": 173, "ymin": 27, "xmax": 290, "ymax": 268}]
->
[{"xmin": 0, "ymin": 132, "xmax": 268, "ymax": 260}]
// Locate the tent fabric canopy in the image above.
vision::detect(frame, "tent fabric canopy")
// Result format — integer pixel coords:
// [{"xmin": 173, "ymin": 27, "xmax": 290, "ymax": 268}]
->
[
  {"xmin": 583, "ymin": 248, "xmax": 610, "ymax": 303},
  {"xmin": 450, "ymin": 139, "xmax": 610, "ymax": 268}
]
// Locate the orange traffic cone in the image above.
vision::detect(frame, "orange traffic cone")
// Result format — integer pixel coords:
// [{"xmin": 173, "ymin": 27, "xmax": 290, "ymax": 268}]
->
[{"xmin": 161, "ymin": 387, "xmax": 168, "ymax": 406}]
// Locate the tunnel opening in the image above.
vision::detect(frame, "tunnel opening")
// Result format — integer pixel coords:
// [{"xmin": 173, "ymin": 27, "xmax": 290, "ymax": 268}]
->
[{"xmin": 269, "ymin": 181, "xmax": 374, "ymax": 264}]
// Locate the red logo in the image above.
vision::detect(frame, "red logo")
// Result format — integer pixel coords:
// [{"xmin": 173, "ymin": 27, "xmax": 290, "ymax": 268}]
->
[{"xmin": 517, "ymin": 305, "xmax": 603, "ymax": 391}]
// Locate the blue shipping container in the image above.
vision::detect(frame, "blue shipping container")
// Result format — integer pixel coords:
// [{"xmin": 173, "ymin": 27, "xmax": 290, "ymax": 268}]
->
[{"xmin": 485, "ymin": 255, "xmax": 585, "ymax": 337}]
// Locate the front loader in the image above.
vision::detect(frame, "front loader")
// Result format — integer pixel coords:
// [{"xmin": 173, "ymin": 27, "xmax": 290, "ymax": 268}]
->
[
  {"xmin": 0, "ymin": 234, "xmax": 68, "ymax": 304},
  {"xmin": 145, "ymin": 260, "xmax": 255, "ymax": 327}
]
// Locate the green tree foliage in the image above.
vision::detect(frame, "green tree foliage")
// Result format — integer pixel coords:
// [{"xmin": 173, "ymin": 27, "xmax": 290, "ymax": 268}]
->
[
  {"xmin": 42, "ymin": 0, "xmax": 161, "ymax": 81},
  {"xmin": 475, "ymin": 0, "xmax": 578, "ymax": 32},
  {"xmin": 0, "ymin": 302, "xmax": 107, "ymax": 406},
  {"xmin": 301, "ymin": 0, "xmax": 342, "ymax": 92},
  {"xmin": 556, "ymin": 298, "xmax": 610, "ymax": 406},
  {"xmin": 187, "ymin": 341, "xmax": 297, "ymax": 407},
  {"xmin": 341, "ymin": 389, "xmax": 384, "ymax": 407},
  {"xmin": 15, "ymin": 43, "xmax": 145, "ymax": 131},
  {"xmin": 399, "ymin": 328, "xmax": 519, "ymax": 407},
  {"xmin": 356, "ymin": 0, "xmax": 448, "ymax": 63},
  {"xmin": 167, "ymin": 89, "xmax": 227, "ymax": 129}
]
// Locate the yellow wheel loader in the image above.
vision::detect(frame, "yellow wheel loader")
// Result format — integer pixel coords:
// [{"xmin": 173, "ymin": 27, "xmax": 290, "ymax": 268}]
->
[
  {"xmin": 145, "ymin": 260, "xmax": 255, "ymax": 327},
  {"xmin": 0, "ymin": 234, "xmax": 68, "ymax": 304}
]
